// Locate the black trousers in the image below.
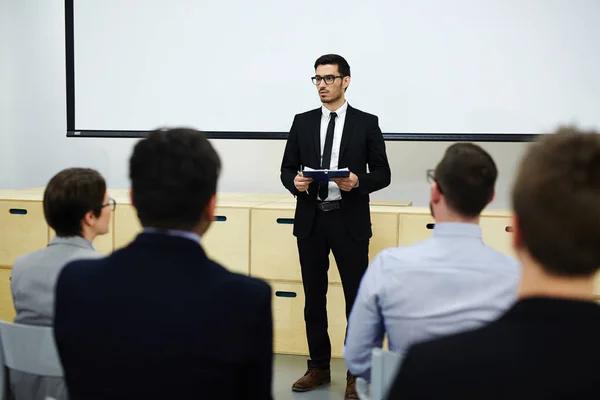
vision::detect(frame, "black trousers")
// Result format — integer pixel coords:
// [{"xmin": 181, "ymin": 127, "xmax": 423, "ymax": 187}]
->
[{"xmin": 297, "ymin": 207, "xmax": 369, "ymax": 369}]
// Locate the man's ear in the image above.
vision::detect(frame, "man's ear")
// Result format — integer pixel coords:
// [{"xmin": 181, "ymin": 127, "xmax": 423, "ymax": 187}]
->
[
  {"xmin": 488, "ymin": 189, "xmax": 496, "ymax": 205},
  {"xmin": 82, "ymin": 210, "xmax": 96, "ymax": 228},
  {"xmin": 129, "ymin": 188, "xmax": 134, "ymax": 207},
  {"xmin": 430, "ymin": 182, "xmax": 442, "ymax": 204},
  {"xmin": 204, "ymin": 194, "xmax": 217, "ymax": 223},
  {"xmin": 343, "ymin": 76, "xmax": 351, "ymax": 90},
  {"xmin": 510, "ymin": 213, "xmax": 523, "ymax": 252}
]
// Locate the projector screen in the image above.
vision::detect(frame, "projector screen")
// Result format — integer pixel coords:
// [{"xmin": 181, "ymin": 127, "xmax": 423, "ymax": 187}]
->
[{"xmin": 69, "ymin": 0, "xmax": 600, "ymax": 139}]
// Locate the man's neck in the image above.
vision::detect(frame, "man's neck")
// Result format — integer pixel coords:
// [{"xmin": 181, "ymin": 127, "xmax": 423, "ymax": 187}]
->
[
  {"xmin": 322, "ymin": 97, "xmax": 345, "ymax": 112},
  {"xmin": 434, "ymin": 208, "xmax": 480, "ymax": 224},
  {"xmin": 81, "ymin": 228, "xmax": 96, "ymax": 243},
  {"xmin": 518, "ymin": 256, "xmax": 596, "ymax": 301}
]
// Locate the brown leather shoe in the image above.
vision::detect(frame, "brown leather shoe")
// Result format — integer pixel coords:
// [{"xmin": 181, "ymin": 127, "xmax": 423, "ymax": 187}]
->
[
  {"xmin": 291, "ymin": 367, "xmax": 331, "ymax": 392},
  {"xmin": 345, "ymin": 374, "xmax": 358, "ymax": 399}
]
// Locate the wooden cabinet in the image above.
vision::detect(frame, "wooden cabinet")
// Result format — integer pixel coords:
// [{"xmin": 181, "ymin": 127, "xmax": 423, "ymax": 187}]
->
[
  {"xmin": 269, "ymin": 281, "xmax": 347, "ymax": 358},
  {"xmin": 0, "ymin": 268, "xmax": 15, "ymax": 321},
  {"xmin": 397, "ymin": 208, "xmax": 515, "ymax": 258},
  {"xmin": 251, "ymin": 203, "xmax": 402, "ymax": 283},
  {"xmin": 0, "ymin": 197, "xmax": 48, "ymax": 267}
]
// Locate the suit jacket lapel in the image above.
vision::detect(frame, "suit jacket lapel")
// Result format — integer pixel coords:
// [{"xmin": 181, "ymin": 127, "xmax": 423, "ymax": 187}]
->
[
  {"xmin": 310, "ymin": 109, "xmax": 322, "ymax": 166},
  {"xmin": 338, "ymin": 105, "xmax": 356, "ymax": 164}
]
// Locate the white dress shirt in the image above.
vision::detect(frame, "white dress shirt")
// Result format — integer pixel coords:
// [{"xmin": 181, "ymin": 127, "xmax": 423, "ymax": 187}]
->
[
  {"xmin": 318, "ymin": 101, "xmax": 348, "ymax": 201},
  {"xmin": 344, "ymin": 222, "xmax": 520, "ymax": 381}
]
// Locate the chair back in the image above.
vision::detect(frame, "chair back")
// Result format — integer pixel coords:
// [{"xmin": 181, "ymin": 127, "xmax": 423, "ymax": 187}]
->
[
  {"xmin": 370, "ymin": 348, "xmax": 402, "ymax": 400},
  {"xmin": 0, "ymin": 321, "xmax": 63, "ymax": 377}
]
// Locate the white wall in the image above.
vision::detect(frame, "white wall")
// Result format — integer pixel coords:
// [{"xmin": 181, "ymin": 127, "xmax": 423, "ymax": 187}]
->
[
  {"xmin": 0, "ymin": 0, "xmax": 15, "ymax": 189},
  {"xmin": 2, "ymin": 0, "xmax": 531, "ymax": 209}
]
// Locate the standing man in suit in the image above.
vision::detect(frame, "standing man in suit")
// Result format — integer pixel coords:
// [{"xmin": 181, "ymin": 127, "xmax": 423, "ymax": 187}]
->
[
  {"xmin": 387, "ymin": 127, "xmax": 600, "ymax": 399},
  {"xmin": 280, "ymin": 54, "xmax": 391, "ymax": 398},
  {"xmin": 54, "ymin": 128, "xmax": 273, "ymax": 400}
]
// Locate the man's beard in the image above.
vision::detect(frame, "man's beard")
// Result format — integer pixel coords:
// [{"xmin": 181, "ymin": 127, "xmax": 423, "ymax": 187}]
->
[{"xmin": 321, "ymin": 91, "xmax": 342, "ymax": 104}]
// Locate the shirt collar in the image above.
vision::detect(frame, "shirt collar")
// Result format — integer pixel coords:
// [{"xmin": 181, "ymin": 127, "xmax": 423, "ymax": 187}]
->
[
  {"xmin": 49, "ymin": 235, "xmax": 96, "ymax": 250},
  {"xmin": 142, "ymin": 227, "xmax": 202, "ymax": 244},
  {"xmin": 321, "ymin": 101, "xmax": 348, "ymax": 119},
  {"xmin": 431, "ymin": 222, "xmax": 483, "ymax": 239}
]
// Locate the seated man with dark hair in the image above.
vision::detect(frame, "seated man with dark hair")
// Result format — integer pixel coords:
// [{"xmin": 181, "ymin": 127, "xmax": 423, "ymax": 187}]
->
[
  {"xmin": 10, "ymin": 167, "xmax": 113, "ymax": 399},
  {"xmin": 344, "ymin": 143, "xmax": 519, "ymax": 382},
  {"xmin": 53, "ymin": 128, "xmax": 273, "ymax": 400},
  {"xmin": 388, "ymin": 127, "xmax": 600, "ymax": 399}
]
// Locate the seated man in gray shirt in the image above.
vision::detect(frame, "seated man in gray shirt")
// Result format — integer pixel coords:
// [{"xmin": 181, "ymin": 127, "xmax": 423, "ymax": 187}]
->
[
  {"xmin": 344, "ymin": 143, "xmax": 520, "ymax": 383},
  {"xmin": 9, "ymin": 167, "xmax": 113, "ymax": 399}
]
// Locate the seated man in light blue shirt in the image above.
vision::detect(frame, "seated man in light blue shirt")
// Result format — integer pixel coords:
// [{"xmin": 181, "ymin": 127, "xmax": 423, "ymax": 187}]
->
[{"xmin": 344, "ymin": 143, "xmax": 520, "ymax": 383}]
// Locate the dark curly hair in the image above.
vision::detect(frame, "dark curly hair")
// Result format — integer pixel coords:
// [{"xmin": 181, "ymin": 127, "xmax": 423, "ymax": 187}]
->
[
  {"xmin": 434, "ymin": 143, "xmax": 497, "ymax": 218},
  {"xmin": 44, "ymin": 168, "xmax": 107, "ymax": 237},
  {"xmin": 512, "ymin": 126, "xmax": 600, "ymax": 277},
  {"xmin": 129, "ymin": 128, "xmax": 221, "ymax": 230}
]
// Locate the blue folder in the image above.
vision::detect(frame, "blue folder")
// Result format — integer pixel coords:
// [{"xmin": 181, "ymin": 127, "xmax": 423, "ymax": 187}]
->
[{"xmin": 302, "ymin": 168, "xmax": 350, "ymax": 182}]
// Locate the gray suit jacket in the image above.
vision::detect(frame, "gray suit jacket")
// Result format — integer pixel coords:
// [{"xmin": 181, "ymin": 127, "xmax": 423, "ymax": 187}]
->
[
  {"xmin": 10, "ymin": 236, "xmax": 104, "ymax": 400},
  {"xmin": 11, "ymin": 236, "xmax": 103, "ymax": 326}
]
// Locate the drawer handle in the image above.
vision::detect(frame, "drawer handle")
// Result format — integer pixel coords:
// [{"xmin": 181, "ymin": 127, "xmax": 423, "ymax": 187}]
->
[
  {"xmin": 9, "ymin": 208, "xmax": 27, "ymax": 215},
  {"xmin": 275, "ymin": 291, "xmax": 297, "ymax": 298},
  {"xmin": 276, "ymin": 218, "xmax": 294, "ymax": 225},
  {"xmin": 214, "ymin": 216, "xmax": 227, "ymax": 222},
  {"xmin": 426, "ymin": 223, "xmax": 435, "ymax": 230},
  {"xmin": 505, "ymin": 226, "xmax": 513, "ymax": 232}
]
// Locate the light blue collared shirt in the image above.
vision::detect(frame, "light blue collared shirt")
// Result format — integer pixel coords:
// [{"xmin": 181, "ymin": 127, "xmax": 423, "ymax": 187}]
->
[
  {"xmin": 142, "ymin": 228, "xmax": 201, "ymax": 244},
  {"xmin": 344, "ymin": 222, "xmax": 520, "ymax": 381}
]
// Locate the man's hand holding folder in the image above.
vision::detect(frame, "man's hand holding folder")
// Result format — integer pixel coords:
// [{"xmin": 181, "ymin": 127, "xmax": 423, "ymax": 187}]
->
[
  {"xmin": 301, "ymin": 167, "xmax": 350, "ymax": 182},
  {"xmin": 301, "ymin": 167, "xmax": 359, "ymax": 192}
]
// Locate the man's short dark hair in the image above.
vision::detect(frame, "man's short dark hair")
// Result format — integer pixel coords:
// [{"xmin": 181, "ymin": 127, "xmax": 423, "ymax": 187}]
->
[
  {"xmin": 314, "ymin": 54, "xmax": 351, "ymax": 77},
  {"xmin": 43, "ymin": 168, "xmax": 106, "ymax": 237},
  {"xmin": 512, "ymin": 126, "xmax": 600, "ymax": 277},
  {"xmin": 129, "ymin": 128, "xmax": 221, "ymax": 230},
  {"xmin": 435, "ymin": 143, "xmax": 497, "ymax": 217}
]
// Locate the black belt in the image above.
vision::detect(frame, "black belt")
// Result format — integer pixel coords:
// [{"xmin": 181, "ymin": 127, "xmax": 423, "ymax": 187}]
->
[{"xmin": 316, "ymin": 200, "xmax": 341, "ymax": 212}]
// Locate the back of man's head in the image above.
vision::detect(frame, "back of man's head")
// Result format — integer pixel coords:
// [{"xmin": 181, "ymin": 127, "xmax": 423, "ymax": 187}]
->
[
  {"xmin": 512, "ymin": 126, "xmax": 600, "ymax": 277},
  {"xmin": 129, "ymin": 128, "xmax": 221, "ymax": 231},
  {"xmin": 44, "ymin": 167, "xmax": 107, "ymax": 237},
  {"xmin": 434, "ymin": 143, "xmax": 497, "ymax": 218}
]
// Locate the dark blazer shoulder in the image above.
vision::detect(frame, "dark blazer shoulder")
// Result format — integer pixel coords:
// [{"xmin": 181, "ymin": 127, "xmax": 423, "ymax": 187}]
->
[
  {"xmin": 347, "ymin": 105, "xmax": 379, "ymax": 122},
  {"xmin": 217, "ymin": 267, "xmax": 272, "ymax": 300},
  {"xmin": 293, "ymin": 107, "xmax": 321, "ymax": 122},
  {"xmin": 60, "ymin": 253, "xmax": 106, "ymax": 276},
  {"xmin": 408, "ymin": 321, "xmax": 502, "ymax": 364}
]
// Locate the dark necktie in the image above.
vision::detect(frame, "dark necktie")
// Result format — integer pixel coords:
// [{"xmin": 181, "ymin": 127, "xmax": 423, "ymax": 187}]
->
[{"xmin": 319, "ymin": 112, "xmax": 337, "ymax": 200}]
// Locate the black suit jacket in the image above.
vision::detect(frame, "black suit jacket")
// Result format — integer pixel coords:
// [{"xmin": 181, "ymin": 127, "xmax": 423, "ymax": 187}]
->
[
  {"xmin": 280, "ymin": 105, "xmax": 391, "ymax": 240},
  {"xmin": 387, "ymin": 297, "xmax": 600, "ymax": 399},
  {"xmin": 53, "ymin": 233, "xmax": 273, "ymax": 400}
]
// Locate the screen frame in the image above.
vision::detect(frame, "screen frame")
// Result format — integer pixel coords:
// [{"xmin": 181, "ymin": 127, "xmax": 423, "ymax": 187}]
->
[{"xmin": 64, "ymin": 0, "xmax": 537, "ymax": 142}]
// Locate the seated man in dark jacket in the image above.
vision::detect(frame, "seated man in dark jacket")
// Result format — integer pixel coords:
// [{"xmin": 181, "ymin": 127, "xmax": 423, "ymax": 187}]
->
[
  {"xmin": 387, "ymin": 127, "xmax": 600, "ymax": 399},
  {"xmin": 54, "ymin": 128, "xmax": 273, "ymax": 400}
]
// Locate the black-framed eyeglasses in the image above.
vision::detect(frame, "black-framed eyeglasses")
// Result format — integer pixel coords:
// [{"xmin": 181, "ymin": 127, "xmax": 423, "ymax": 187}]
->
[
  {"xmin": 311, "ymin": 75, "xmax": 344, "ymax": 85},
  {"xmin": 426, "ymin": 169, "xmax": 443, "ymax": 194},
  {"xmin": 102, "ymin": 197, "xmax": 117, "ymax": 211}
]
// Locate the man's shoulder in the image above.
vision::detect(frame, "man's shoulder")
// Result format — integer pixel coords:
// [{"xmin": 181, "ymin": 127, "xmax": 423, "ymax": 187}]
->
[
  {"xmin": 408, "ymin": 319, "xmax": 506, "ymax": 367},
  {"xmin": 13, "ymin": 248, "xmax": 47, "ymax": 270},
  {"xmin": 60, "ymin": 253, "xmax": 105, "ymax": 276},
  {"xmin": 391, "ymin": 323, "xmax": 508, "ymax": 397},
  {"xmin": 294, "ymin": 107, "xmax": 321, "ymax": 120},
  {"xmin": 214, "ymin": 263, "xmax": 271, "ymax": 299},
  {"xmin": 13, "ymin": 245, "xmax": 101, "ymax": 273},
  {"xmin": 374, "ymin": 239, "xmax": 433, "ymax": 270},
  {"xmin": 293, "ymin": 105, "xmax": 379, "ymax": 122},
  {"xmin": 482, "ymin": 245, "xmax": 521, "ymax": 273},
  {"xmin": 348, "ymin": 105, "xmax": 378, "ymax": 121}
]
